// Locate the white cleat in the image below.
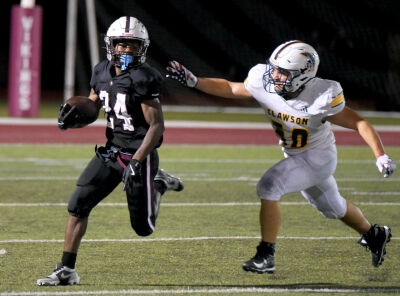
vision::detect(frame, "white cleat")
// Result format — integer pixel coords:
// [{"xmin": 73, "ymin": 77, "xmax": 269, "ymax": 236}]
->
[{"xmin": 36, "ymin": 263, "xmax": 80, "ymax": 286}]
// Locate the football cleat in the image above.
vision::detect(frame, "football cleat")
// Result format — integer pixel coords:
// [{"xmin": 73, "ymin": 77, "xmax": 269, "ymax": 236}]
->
[
  {"xmin": 358, "ymin": 224, "xmax": 392, "ymax": 267},
  {"xmin": 36, "ymin": 263, "xmax": 80, "ymax": 286},
  {"xmin": 153, "ymin": 190, "xmax": 162, "ymax": 219},
  {"xmin": 242, "ymin": 244, "xmax": 275, "ymax": 274},
  {"xmin": 154, "ymin": 169, "xmax": 184, "ymax": 192}
]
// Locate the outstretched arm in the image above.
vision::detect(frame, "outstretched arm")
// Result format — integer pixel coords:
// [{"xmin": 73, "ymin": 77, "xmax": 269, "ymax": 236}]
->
[
  {"xmin": 327, "ymin": 106, "xmax": 396, "ymax": 177},
  {"xmin": 166, "ymin": 60, "xmax": 252, "ymax": 99},
  {"xmin": 196, "ymin": 78, "xmax": 252, "ymax": 99}
]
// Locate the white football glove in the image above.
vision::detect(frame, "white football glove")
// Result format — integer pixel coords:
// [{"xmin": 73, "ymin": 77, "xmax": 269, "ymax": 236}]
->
[
  {"xmin": 166, "ymin": 60, "xmax": 198, "ymax": 88},
  {"xmin": 376, "ymin": 154, "xmax": 396, "ymax": 178}
]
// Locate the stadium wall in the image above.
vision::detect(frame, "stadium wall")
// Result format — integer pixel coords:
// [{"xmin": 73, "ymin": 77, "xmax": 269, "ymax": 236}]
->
[{"xmin": 1, "ymin": 0, "xmax": 400, "ymax": 111}]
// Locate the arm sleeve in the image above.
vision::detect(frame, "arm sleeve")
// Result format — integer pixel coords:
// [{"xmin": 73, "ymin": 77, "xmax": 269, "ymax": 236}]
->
[
  {"xmin": 133, "ymin": 67, "xmax": 165, "ymax": 101},
  {"xmin": 90, "ymin": 63, "xmax": 103, "ymax": 92},
  {"xmin": 244, "ymin": 64, "xmax": 265, "ymax": 93},
  {"xmin": 325, "ymin": 82, "xmax": 345, "ymax": 116}
]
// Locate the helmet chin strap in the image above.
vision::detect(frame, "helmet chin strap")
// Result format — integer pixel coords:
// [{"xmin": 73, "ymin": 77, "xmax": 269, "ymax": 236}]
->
[
  {"xmin": 281, "ymin": 85, "xmax": 304, "ymax": 99},
  {"xmin": 119, "ymin": 54, "xmax": 133, "ymax": 70}
]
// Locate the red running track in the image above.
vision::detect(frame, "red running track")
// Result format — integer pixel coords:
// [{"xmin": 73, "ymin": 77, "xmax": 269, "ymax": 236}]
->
[{"xmin": 0, "ymin": 124, "xmax": 399, "ymax": 146}]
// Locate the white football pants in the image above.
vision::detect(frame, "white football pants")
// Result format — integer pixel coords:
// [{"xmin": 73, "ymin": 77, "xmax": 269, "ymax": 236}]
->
[{"xmin": 257, "ymin": 144, "xmax": 347, "ymax": 219}]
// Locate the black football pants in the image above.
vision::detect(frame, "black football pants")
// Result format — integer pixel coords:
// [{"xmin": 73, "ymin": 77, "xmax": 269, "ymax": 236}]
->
[{"xmin": 68, "ymin": 148, "xmax": 159, "ymax": 236}]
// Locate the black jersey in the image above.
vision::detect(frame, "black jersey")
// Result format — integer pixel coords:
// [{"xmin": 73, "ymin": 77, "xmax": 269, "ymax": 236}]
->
[{"xmin": 90, "ymin": 60, "xmax": 164, "ymax": 150}]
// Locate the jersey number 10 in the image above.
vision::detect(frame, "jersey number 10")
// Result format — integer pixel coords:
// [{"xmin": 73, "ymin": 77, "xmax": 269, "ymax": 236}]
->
[{"xmin": 271, "ymin": 120, "xmax": 309, "ymax": 149}]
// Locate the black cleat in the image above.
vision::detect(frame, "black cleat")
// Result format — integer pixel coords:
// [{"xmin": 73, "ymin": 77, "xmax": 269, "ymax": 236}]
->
[
  {"xmin": 359, "ymin": 224, "xmax": 392, "ymax": 267},
  {"xmin": 242, "ymin": 244, "xmax": 275, "ymax": 274},
  {"xmin": 155, "ymin": 169, "xmax": 184, "ymax": 192}
]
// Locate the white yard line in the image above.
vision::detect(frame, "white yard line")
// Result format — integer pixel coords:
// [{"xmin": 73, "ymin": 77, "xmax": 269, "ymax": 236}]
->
[
  {"xmin": 1, "ymin": 201, "xmax": 400, "ymax": 207},
  {"xmin": 1, "ymin": 117, "xmax": 400, "ymax": 131},
  {"xmin": 1, "ymin": 235, "xmax": 399, "ymax": 244},
  {"xmin": 0, "ymin": 157, "xmax": 381, "ymax": 164},
  {"xmin": 1, "ymin": 286, "xmax": 399, "ymax": 295},
  {"xmin": 1, "ymin": 176, "xmax": 399, "ymax": 182},
  {"xmin": 352, "ymin": 192, "xmax": 400, "ymax": 195}
]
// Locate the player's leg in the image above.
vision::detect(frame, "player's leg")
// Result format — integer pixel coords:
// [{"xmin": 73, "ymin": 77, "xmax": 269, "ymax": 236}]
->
[
  {"xmin": 152, "ymin": 168, "xmax": 184, "ymax": 220},
  {"xmin": 302, "ymin": 174, "xmax": 391, "ymax": 267},
  {"xmin": 260, "ymin": 200, "xmax": 280, "ymax": 244},
  {"xmin": 243, "ymin": 146, "xmax": 338, "ymax": 274},
  {"xmin": 340, "ymin": 200, "xmax": 392, "ymax": 267},
  {"xmin": 37, "ymin": 154, "xmax": 121, "ymax": 286},
  {"xmin": 242, "ymin": 199, "xmax": 280, "ymax": 274},
  {"xmin": 341, "ymin": 201, "xmax": 371, "ymax": 233},
  {"xmin": 126, "ymin": 149, "xmax": 160, "ymax": 236}
]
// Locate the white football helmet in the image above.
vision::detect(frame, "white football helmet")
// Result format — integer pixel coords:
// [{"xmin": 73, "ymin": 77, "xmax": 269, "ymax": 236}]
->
[
  {"xmin": 263, "ymin": 40, "xmax": 320, "ymax": 95},
  {"xmin": 104, "ymin": 16, "xmax": 150, "ymax": 68}
]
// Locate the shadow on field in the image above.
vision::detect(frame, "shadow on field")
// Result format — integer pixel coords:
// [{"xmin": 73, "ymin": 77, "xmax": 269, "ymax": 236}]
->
[{"xmin": 138, "ymin": 283, "xmax": 400, "ymax": 293}]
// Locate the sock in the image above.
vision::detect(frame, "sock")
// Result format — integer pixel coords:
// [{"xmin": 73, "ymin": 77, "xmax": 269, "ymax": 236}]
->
[
  {"xmin": 364, "ymin": 224, "xmax": 376, "ymax": 237},
  {"xmin": 62, "ymin": 252, "xmax": 77, "ymax": 269},
  {"xmin": 260, "ymin": 241, "xmax": 275, "ymax": 255}
]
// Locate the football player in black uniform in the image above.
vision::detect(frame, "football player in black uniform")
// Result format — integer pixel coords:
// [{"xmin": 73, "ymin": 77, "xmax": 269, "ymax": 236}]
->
[{"xmin": 37, "ymin": 16, "xmax": 183, "ymax": 286}]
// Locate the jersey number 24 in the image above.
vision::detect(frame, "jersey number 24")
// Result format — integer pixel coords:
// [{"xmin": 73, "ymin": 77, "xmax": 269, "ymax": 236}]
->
[{"xmin": 99, "ymin": 90, "xmax": 134, "ymax": 131}]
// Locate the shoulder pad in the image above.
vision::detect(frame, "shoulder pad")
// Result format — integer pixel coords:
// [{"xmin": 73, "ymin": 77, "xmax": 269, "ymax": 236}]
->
[{"xmin": 245, "ymin": 64, "xmax": 265, "ymax": 90}]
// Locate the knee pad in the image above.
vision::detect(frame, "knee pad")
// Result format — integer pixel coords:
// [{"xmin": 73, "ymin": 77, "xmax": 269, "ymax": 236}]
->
[
  {"xmin": 256, "ymin": 175, "xmax": 282, "ymax": 201},
  {"xmin": 68, "ymin": 204, "xmax": 91, "ymax": 219},
  {"xmin": 67, "ymin": 186, "xmax": 95, "ymax": 218}
]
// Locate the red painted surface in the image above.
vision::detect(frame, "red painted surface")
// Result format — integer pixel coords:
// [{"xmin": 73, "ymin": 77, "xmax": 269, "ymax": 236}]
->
[{"xmin": 0, "ymin": 124, "xmax": 399, "ymax": 146}]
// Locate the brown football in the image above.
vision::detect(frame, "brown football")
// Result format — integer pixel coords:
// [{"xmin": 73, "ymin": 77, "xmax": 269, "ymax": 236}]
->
[{"xmin": 66, "ymin": 96, "xmax": 100, "ymax": 125}]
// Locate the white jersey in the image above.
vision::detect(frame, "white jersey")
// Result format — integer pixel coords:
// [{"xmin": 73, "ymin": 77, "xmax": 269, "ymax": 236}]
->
[{"xmin": 245, "ymin": 64, "xmax": 345, "ymax": 155}]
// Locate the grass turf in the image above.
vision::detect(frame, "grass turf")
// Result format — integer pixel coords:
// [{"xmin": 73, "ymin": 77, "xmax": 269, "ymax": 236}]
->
[{"xmin": 0, "ymin": 145, "xmax": 399, "ymax": 295}]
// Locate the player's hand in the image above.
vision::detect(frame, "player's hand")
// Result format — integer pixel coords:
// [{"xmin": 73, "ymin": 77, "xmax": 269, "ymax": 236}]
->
[
  {"xmin": 376, "ymin": 154, "xmax": 396, "ymax": 178},
  {"xmin": 122, "ymin": 159, "xmax": 143, "ymax": 191},
  {"xmin": 58, "ymin": 104, "xmax": 80, "ymax": 130},
  {"xmin": 166, "ymin": 60, "xmax": 198, "ymax": 88}
]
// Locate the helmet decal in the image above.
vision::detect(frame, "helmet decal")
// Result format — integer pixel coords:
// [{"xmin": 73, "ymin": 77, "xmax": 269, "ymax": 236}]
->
[{"xmin": 301, "ymin": 52, "xmax": 316, "ymax": 73}]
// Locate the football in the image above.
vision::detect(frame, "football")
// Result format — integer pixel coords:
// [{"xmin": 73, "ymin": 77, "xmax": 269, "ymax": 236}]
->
[
  {"xmin": 58, "ymin": 96, "xmax": 100, "ymax": 129},
  {"xmin": 66, "ymin": 96, "xmax": 99, "ymax": 122}
]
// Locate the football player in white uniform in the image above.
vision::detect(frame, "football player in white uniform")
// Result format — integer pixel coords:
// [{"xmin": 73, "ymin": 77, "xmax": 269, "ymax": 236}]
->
[{"xmin": 166, "ymin": 40, "xmax": 396, "ymax": 273}]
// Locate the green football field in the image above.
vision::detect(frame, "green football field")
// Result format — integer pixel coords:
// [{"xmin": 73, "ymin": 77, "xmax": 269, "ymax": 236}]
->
[{"xmin": 0, "ymin": 144, "xmax": 399, "ymax": 295}]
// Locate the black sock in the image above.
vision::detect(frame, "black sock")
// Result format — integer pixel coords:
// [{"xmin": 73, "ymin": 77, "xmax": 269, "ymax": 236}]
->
[
  {"xmin": 62, "ymin": 252, "xmax": 77, "ymax": 269},
  {"xmin": 260, "ymin": 241, "xmax": 275, "ymax": 255}
]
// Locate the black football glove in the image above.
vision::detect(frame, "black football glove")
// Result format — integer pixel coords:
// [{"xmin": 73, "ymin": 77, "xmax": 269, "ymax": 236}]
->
[
  {"xmin": 122, "ymin": 159, "xmax": 143, "ymax": 192},
  {"xmin": 58, "ymin": 103, "xmax": 83, "ymax": 130}
]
